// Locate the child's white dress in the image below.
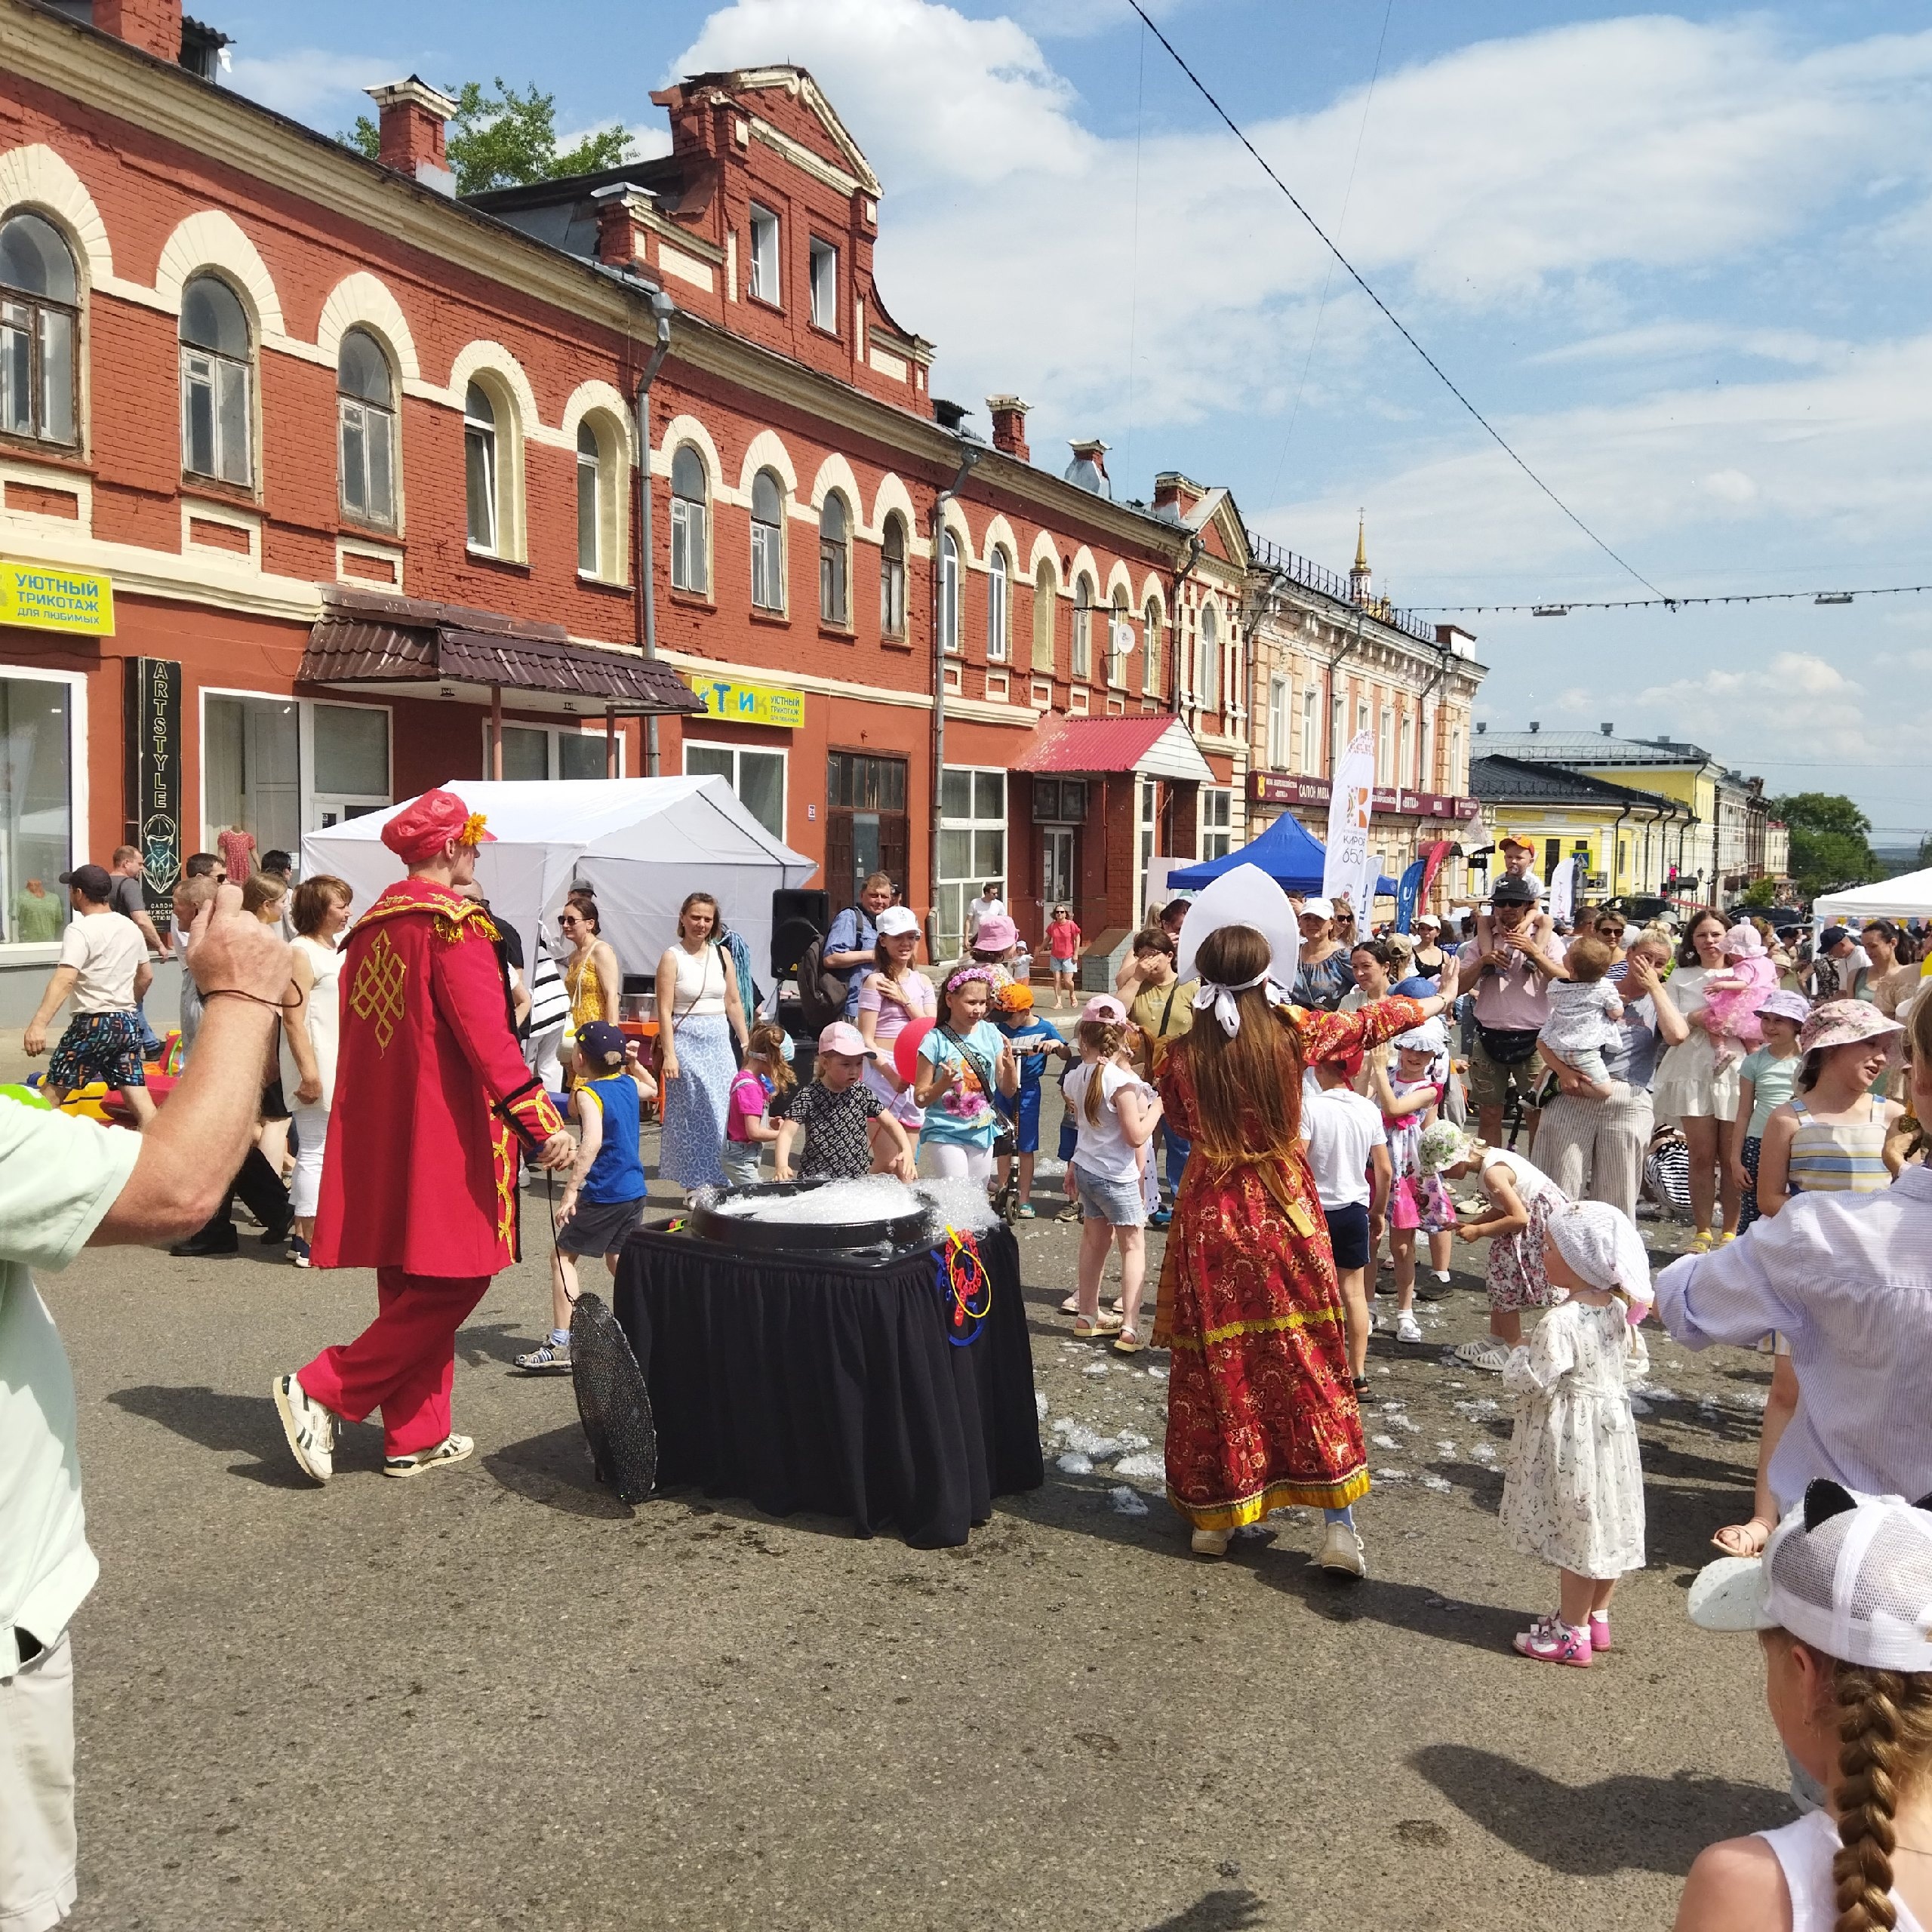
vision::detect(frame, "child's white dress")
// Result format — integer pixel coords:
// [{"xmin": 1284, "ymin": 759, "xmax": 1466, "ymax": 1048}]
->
[{"xmin": 1499, "ymin": 1299, "xmax": 1647, "ymax": 1580}]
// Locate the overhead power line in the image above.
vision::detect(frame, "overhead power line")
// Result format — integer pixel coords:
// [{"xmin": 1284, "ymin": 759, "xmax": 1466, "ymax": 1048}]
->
[
  {"xmin": 1414, "ymin": 582, "xmax": 1932, "ymax": 615},
  {"xmin": 1125, "ymin": 0, "xmax": 1669, "ymax": 603}
]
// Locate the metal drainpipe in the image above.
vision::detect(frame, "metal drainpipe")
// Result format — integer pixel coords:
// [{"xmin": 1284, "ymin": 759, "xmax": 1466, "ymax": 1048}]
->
[
  {"xmin": 928, "ymin": 443, "xmax": 983, "ymax": 958},
  {"xmin": 633, "ymin": 285, "xmax": 675, "ymax": 778}
]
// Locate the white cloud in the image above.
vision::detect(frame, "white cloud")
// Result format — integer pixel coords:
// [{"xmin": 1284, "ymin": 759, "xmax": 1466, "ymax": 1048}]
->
[
  {"xmin": 227, "ymin": 48, "xmax": 392, "ymax": 124},
  {"xmin": 1631, "ymin": 651, "xmax": 1872, "ymax": 760}
]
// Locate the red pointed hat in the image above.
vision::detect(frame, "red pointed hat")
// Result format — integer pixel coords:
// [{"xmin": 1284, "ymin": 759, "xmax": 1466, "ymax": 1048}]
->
[{"xmin": 381, "ymin": 788, "xmax": 496, "ymax": 863}]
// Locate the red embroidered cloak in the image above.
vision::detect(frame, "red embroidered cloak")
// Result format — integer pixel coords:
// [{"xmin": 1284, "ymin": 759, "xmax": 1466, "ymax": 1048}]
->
[{"xmin": 312, "ymin": 878, "xmax": 563, "ymax": 1278}]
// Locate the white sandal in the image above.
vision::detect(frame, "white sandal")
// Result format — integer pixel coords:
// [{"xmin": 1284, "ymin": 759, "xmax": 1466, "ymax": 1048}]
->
[{"xmin": 1453, "ymin": 1337, "xmax": 1513, "ymax": 1373}]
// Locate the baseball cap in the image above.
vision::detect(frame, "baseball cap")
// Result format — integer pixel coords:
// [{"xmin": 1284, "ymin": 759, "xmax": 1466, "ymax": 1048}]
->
[
  {"xmin": 1300, "ymin": 897, "xmax": 1334, "ymax": 921},
  {"xmin": 1414, "ymin": 910, "xmax": 1441, "ymax": 928},
  {"xmin": 1081, "ymin": 993, "xmax": 1128, "ymax": 1024},
  {"xmin": 59, "ymin": 863, "xmax": 113, "ymax": 900},
  {"xmin": 1491, "ymin": 875, "xmax": 1540, "ymax": 906},
  {"xmin": 817, "ymin": 1021, "xmax": 869, "ymax": 1057},
  {"xmin": 1498, "ymin": 835, "xmax": 1535, "ymax": 854},
  {"xmin": 1819, "ymin": 925, "xmax": 1854, "ymax": 952},
  {"xmin": 577, "ymin": 1020, "xmax": 628, "ymax": 1069},
  {"xmin": 1689, "ymin": 1481, "xmax": 1932, "ymax": 1673},
  {"xmin": 875, "ymin": 906, "xmax": 921, "ymax": 939}
]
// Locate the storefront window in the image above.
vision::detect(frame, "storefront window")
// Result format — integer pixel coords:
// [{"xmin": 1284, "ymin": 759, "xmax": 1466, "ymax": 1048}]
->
[
  {"xmin": 1201, "ymin": 786, "xmax": 1233, "ymax": 861},
  {"xmin": 939, "ymin": 767, "xmax": 1004, "ymax": 955},
  {"xmin": 485, "ymin": 721, "xmax": 620, "ymax": 782},
  {"xmin": 0, "ymin": 675, "xmax": 71, "ymax": 944},
  {"xmin": 685, "ymin": 742, "xmax": 786, "ymax": 841},
  {"xmin": 205, "ymin": 694, "xmax": 298, "ymax": 860}
]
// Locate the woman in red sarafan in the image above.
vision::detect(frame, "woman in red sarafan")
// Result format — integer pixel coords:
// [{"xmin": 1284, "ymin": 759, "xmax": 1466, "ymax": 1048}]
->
[{"xmin": 1154, "ymin": 917, "xmax": 1456, "ymax": 1576}]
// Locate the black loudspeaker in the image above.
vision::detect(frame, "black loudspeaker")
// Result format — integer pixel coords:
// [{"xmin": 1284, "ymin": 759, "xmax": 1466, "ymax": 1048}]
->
[{"xmin": 770, "ymin": 888, "xmax": 830, "ymax": 977}]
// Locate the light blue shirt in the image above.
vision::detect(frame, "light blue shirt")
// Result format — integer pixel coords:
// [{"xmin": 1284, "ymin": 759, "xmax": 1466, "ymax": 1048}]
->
[
  {"xmin": 917, "ymin": 1020, "xmax": 1004, "ymax": 1149},
  {"xmin": 1655, "ymin": 1168, "xmax": 1932, "ymax": 1513}
]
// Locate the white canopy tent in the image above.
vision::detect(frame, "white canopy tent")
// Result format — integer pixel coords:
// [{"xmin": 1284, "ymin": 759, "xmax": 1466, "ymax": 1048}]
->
[
  {"xmin": 1814, "ymin": 869, "xmax": 1932, "ymax": 927},
  {"xmin": 301, "ymin": 778, "xmax": 816, "ymax": 990}
]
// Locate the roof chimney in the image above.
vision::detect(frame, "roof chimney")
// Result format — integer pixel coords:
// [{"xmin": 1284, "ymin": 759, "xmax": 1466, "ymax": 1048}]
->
[
  {"xmin": 592, "ymin": 184, "xmax": 651, "ymax": 267},
  {"xmin": 1065, "ymin": 439, "xmax": 1110, "ymax": 497},
  {"xmin": 366, "ymin": 77, "xmax": 460, "ymax": 194},
  {"xmin": 1528, "ymin": 720, "xmax": 1540, "ymax": 734},
  {"xmin": 1152, "ymin": 470, "xmax": 1203, "ymax": 519},
  {"xmin": 93, "ymin": 0, "xmax": 183, "ymax": 62},
  {"xmin": 986, "ymin": 394, "xmax": 1030, "ymax": 462},
  {"xmin": 1600, "ymin": 721, "xmax": 1614, "ymax": 736}
]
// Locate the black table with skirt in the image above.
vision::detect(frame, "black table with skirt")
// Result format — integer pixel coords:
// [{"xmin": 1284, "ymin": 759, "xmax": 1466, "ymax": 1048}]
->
[{"xmin": 613, "ymin": 1220, "xmax": 1042, "ymax": 1547}]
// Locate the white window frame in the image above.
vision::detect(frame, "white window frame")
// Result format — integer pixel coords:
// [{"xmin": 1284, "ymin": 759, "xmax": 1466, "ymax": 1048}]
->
[
  {"xmin": 1420, "ymin": 709, "xmax": 1435, "ymax": 792},
  {"xmin": 808, "ymin": 235, "xmax": 838, "ymax": 332},
  {"xmin": 1301, "ymin": 688, "xmax": 1318, "ymax": 774},
  {"xmin": 939, "ymin": 531, "xmax": 962, "ymax": 655},
  {"xmin": 938, "ymin": 764, "xmax": 1006, "ymax": 955},
  {"xmin": 1268, "ymin": 676, "xmax": 1288, "ymax": 769},
  {"xmin": 336, "ymin": 328, "xmax": 397, "ymax": 531},
  {"xmin": 750, "ymin": 468, "xmax": 786, "ymax": 613},
  {"xmin": 464, "ymin": 382, "xmax": 499, "ymax": 555},
  {"xmin": 986, "ymin": 547, "xmax": 1009, "ymax": 662},
  {"xmin": 1143, "ymin": 599, "xmax": 1162, "ymax": 696},
  {"xmin": 1200, "ymin": 786, "xmax": 1233, "ymax": 862},
  {"xmin": 1379, "ymin": 704, "xmax": 1393, "ymax": 784},
  {"xmin": 0, "ymin": 663, "xmax": 87, "ymax": 958},
  {"xmin": 1198, "ymin": 603, "xmax": 1220, "ymax": 712},
  {"xmin": 669, "ymin": 444, "xmax": 709, "ymax": 595},
  {"xmin": 1399, "ymin": 712, "xmax": 1413, "ymax": 789},
  {"xmin": 880, "ymin": 514, "xmax": 907, "ymax": 638},
  {"xmin": 1107, "ymin": 592, "xmax": 1131, "ymax": 690},
  {"xmin": 202, "ymin": 688, "xmax": 393, "ymax": 856},
  {"xmin": 1330, "ymin": 693, "xmax": 1345, "ymax": 774},
  {"xmin": 683, "ymin": 738, "xmax": 787, "ymax": 842},
  {"xmin": 749, "ymin": 204, "xmax": 781, "ymax": 306},
  {"xmin": 482, "ymin": 717, "xmax": 625, "ymax": 782},
  {"xmin": 1072, "ymin": 574, "xmax": 1094, "ymax": 681}
]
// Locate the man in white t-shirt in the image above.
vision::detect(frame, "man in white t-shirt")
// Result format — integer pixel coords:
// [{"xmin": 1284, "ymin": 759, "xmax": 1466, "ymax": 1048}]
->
[
  {"xmin": 2, "ymin": 881, "xmax": 288, "ymax": 1932},
  {"xmin": 22, "ymin": 865, "xmax": 154, "ymax": 1122},
  {"xmin": 964, "ymin": 881, "xmax": 1005, "ymax": 949}
]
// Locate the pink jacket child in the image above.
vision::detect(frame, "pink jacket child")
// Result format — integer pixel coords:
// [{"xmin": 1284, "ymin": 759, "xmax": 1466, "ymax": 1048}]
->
[{"xmin": 1699, "ymin": 923, "xmax": 1779, "ymax": 1070}]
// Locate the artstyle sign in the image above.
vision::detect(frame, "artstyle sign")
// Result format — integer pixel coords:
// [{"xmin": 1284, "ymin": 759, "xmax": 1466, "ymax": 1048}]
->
[
  {"xmin": 124, "ymin": 658, "xmax": 182, "ymax": 916},
  {"xmin": 0, "ymin": 561, "xmax": 115, "ymax": 635},
  {"xmin": 692, "ymin": 675, "xmax": 804, "ymax": 730}
]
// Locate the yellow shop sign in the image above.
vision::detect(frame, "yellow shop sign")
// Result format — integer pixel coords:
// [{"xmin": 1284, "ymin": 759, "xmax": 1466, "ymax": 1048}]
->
[
  {"xmin": 0, "ymin": 562, "xmax": 114, "ymax": 636},
  {"xmin": 694, "ymin": 675, "xmax": 803, "ymax": 729}
]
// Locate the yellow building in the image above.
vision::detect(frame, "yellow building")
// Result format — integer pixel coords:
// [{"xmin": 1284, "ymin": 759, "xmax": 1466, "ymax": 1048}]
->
[{"xmin": 1469, "ymin": 753, "xmax": 1692, "ymax": 899}]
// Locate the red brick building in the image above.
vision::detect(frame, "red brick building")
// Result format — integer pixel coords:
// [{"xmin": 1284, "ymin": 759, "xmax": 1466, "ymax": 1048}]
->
[{"xmin": 0, "ymin": 5, "xmax": 1450, "ymax": 1015}]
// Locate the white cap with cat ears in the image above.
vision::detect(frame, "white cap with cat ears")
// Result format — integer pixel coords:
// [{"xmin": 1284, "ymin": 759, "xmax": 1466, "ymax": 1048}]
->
[{"xmin": 1690, "ymin": 1481, "xmax": 1932, "ymax": 1672}]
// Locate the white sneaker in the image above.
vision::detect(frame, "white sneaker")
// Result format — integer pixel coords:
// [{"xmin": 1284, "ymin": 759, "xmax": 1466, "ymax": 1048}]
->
[
  {"xmin": 383, "ymin": 1432, "xmax": 475, "ymax": 1479},
  {"xmin": 272, "ymin": 1373, "xmax": 335, "ymax": 1484},
  {"xmin": 1395, "ymin": 1310, "xmax": 1424, "ymax": 1345},
  {"xmin": 1318, "ymin": 1521, "xmax": 1367, "ymax": 1578}
]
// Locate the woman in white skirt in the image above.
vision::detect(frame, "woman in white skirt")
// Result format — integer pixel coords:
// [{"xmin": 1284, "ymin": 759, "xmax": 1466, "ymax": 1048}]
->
[
  {"xmin": 284, "ymin": 875, "xmax": 352, "ymax": 1267},
  {"xmin": 1499, "ymin": 1199, "xmax": 1652, "ymax": 1667},
  {"xmin": 1650, "ymin": 908, "xmax": 1743, "ymax": 1250}
]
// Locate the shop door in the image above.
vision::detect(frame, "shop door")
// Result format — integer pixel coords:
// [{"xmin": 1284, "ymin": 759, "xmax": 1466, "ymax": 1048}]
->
[
  {"xmin": 826, "ymin": 750, "xmax": 909, "ymax": 908},
  {"xmin": 1041, "ymin": 826, "xmax": 1075, "ymax": 909}
]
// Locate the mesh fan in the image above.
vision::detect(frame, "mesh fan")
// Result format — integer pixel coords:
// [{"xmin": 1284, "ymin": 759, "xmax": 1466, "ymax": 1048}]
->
[{"xmin": 569, "ymin": 1291, "xmax": 657, "ymax": 1506}]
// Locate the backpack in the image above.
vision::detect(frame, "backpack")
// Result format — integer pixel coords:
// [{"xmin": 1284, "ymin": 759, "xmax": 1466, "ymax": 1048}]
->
[{"xmin": 793, "ymin": 934, "xmax": 850, "ymax": 1035}]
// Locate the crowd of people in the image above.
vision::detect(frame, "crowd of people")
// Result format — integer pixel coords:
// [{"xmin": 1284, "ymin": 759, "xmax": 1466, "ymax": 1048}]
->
[{"xmin": 11, "ymin": 816, "xmax": 1932, "ymax": 1930}]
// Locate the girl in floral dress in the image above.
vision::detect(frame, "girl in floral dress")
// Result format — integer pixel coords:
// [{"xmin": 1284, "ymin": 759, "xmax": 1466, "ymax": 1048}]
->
[{"xmin": 1155, "ymin": 875, "xmax": 1455, "ymax": 1577}]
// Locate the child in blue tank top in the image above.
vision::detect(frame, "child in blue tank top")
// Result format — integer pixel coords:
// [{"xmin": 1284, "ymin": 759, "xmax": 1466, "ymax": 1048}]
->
[{"xmin": 514, "ymin": 1020, "xmax": 656, "ymax": 1376}]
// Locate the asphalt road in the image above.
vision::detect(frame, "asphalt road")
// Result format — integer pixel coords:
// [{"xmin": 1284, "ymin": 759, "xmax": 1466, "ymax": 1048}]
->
[{"xmin": 43, "ymin": 1115, "xmax": 1785, "ymax": 1931}]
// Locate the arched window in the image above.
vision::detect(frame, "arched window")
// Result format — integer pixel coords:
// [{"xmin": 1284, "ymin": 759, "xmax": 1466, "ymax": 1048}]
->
[
  {"xmin": 0, "ymin": 213, "xmax": 77, "ymax": 447},
  {"xmin": 337, "ymin": 328, "xmax": 395, "ymax": 527},
  {"xmin": 1109, "ymin": 585, "xmax": 1130, "ymax": 685},
  {"xmin": 986, "ymin": 547, "xmax": 1009, "ymax": 662},
  {"xmin": 1072, "ymin": 573, "xmax": 1095, "ymax": 679},
  {"xmin": 179, "ymin": 274, "xmax": 251, "ymax": 485},
  {"xmin": 571, "ymin": 423, "xmax": 602, "ymax": 571},
  {"xmin": 1032, "ymin": 561, "xmax": 1056, "ymax": 672},
  {"xmin": 749, "ymin": 466, "xmax": 785, "ymax": 611},
  {"xmin": 878, "ymin": 512, "xmax": 906, "ymax": 636},
  {"xmin": 669, "ymin": 444, "xmax": 709, "ymax": 594},
  {"xmin": 1143, "ymin": 597, "xmax": 1163, "ymax": 697},
  {"xmin": 819, "ymin": 493, "xmax": 849, "ymax": 626},
  {"xmin": 1199, "ymin": 602, "xmax": 1220, "ymax": 712},
  {"xmin": 938, "ymin": 530, "xmax": 961, "ymax": 654},
  {"xmin": 463, "ymin": 380, "xmax": 498, "ymax": 552}
]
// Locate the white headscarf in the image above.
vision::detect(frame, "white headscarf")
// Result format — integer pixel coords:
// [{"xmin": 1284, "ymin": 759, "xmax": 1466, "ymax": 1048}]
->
[
  {"xmin": 1174, "ymin": 863, "xmax": 1300, "ymax": 1040},
  {"xmin": 1547, "ymin": 1200, "xmax": 1655, "ymax": 1306}
]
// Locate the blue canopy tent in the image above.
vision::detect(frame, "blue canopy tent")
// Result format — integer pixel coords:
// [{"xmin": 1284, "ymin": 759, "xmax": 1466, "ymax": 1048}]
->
[{"xmin": 1167, "ymin": 809, "xmax": 1398, "ymax": 897}]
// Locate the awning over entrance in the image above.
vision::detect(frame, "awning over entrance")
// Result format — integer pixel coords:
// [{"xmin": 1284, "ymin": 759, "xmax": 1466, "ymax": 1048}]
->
[
  {"xmin": 299, "ymin": 587, "xmax": 703, "ymax": 718},
  {"xmin": 1012, "ymin": 713, "xmax": 1215, "ymax": 783}
]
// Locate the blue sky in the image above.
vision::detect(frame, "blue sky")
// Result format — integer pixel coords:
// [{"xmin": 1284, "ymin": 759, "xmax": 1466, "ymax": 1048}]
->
[{"xmin": 220, "ymin": 1, "xmax": 1932, "ymax": 835}]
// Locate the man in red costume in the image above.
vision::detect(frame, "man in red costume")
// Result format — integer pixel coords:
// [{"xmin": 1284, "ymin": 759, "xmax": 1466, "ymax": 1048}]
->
[{"xmin": 272, "ymin": 789, "xmax": 572, "ymax": 1481}]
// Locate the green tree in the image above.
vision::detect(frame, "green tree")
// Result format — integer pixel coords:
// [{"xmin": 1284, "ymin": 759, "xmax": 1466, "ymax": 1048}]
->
[
  {"xmin": 1738, "ymin": 875, "xmax": 1777, "ymax": 909},
  {"xmin": 344, "ymin": 79, "xmax": 631, "ymax": 193},
  {"xmin": 1770, "ymin": 792, "xmax": 1879, "ymax": 898}
]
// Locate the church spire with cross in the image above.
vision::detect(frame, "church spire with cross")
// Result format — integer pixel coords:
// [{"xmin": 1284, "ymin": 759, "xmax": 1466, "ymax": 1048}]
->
[{"xmin": 1350, "ymin": 510, "xmax": 1373, "ymax": 605}]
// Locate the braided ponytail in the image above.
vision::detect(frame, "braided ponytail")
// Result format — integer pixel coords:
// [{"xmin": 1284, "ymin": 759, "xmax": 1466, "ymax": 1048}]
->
[{"xmin": 1832, "ymin": 1663, "xmax": 1932, "ymax": 1932}]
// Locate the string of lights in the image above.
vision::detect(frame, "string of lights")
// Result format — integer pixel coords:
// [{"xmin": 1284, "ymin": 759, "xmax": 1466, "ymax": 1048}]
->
[
  {"xmin": 1124, "ymin": 0, "xmax": 1669, "ymax": 603},
  {"xmin": 1412, "ymin": 583, "xmax": 1932, "ymax": 615}
]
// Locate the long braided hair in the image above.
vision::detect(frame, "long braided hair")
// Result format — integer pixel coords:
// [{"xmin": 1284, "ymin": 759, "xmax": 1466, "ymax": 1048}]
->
[{"xmin": 1832, "ymin": 1661, "xmax": 1932, "ymax": 1931}]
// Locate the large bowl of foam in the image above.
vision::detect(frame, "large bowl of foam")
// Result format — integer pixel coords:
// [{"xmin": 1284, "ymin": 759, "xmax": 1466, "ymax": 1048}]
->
[{"xmin": 688, "ymin": 1175, "xmax": 1001, "ymax": 1255}]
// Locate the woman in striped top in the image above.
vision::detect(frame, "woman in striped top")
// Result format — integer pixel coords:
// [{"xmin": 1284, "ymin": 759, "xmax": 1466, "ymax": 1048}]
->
[{"xmin": 1756, "ymin": 999, "xmax": 1904, "ymax": 1216}]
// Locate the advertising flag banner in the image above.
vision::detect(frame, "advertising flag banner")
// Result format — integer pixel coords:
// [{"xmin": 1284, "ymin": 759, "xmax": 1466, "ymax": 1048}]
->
[
  {"xmin": 1395, "ymin": 859, "xmax": 1425, "ymax": 932},
  {"xmin": 1549, "ymin": 854, "xmax": 1577, "ymax": 926},
  {"xmin": 1322, "ymin": 729, "xmax": 1376, "ymax": 917}
]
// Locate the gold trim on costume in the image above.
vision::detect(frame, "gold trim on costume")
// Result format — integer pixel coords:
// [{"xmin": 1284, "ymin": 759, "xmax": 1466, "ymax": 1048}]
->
[
  {"xmin": 1175, "ymin": 1468, "xmax": 1372, "ymax": 1531},
  {"xmin": 347, "ymin": 931, "xmax": 407, "ymax": 1054},
  {"xmin": 1162, "ymin": 1306, "xmax": 1345, "ymax": 1352}
]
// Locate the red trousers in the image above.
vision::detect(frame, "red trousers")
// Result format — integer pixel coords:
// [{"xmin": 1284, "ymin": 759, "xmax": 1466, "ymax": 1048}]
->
[{"xmin": 297, "ymin": 1268, "xmax": 490, "ymax": 1457}]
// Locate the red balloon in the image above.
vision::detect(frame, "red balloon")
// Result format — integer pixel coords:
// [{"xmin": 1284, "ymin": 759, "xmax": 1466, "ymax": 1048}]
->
[{"xmin": 894, "ymin": 1017, "xmax": 937, "ymax": 1087}]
